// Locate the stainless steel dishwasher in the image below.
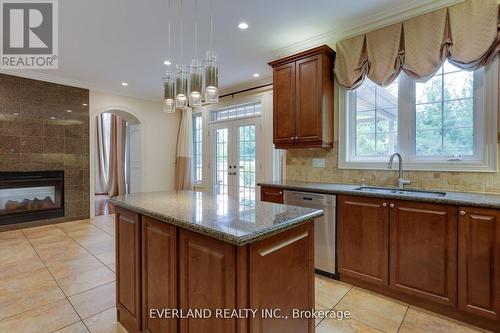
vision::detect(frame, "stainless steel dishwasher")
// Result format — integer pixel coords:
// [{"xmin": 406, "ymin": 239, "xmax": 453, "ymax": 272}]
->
[{"xmin": 284, "ymin": 190, "xmax": 336, "ymax": 278}]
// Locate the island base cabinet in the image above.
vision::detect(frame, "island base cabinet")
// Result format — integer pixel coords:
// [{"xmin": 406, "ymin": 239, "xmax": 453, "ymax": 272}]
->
[
  {"xmin": 116, "ymin": 208, "xmax": 142, "ymax": 333},
  {"xmin": 458, "ymin": 207, "xmax": 500, "ymax": 321},
  {"xmin": 142, "ymin": 217, "xmax": 177, "ymax": 333},
  {"xmin": 179, "ymin": 229, "xmax": 236, "ymax": 333},
  {"xmin": 249, "ymin": 222, "xmax": 314, "ymax": 333}
]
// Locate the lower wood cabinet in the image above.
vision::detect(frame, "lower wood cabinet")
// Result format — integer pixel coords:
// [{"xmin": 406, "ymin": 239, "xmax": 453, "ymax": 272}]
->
[
  {"xmin": 337, "ymin": 196, "xmax": 389, "ymax": 286},
  {"xmin": 260, "ymin": 186, "xmax": 284, "ymax": 204},
  {"xmin": 179, "ymin": 229, "xmax": 236, "ymax": 333},
  {"xmin": 458, "ymin": 207, "xmax": 500, "ymax": 321},
  {"xmin": 389, "ymin": 201, "xmax": 457, "ymax": 306},
  {"xmin": 249, "ymin": 223, "xmax": 314, "ymax": 333},
  {"xmin": 142, "ymin": 216, "xmax": 177, "ymax": 333},
  {"xmin": 116, "ymin": 208, "xmax": 142, "ymax": 333}
]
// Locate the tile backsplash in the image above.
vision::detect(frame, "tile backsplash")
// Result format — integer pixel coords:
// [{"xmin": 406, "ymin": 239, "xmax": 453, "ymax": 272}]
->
[{"xmin": 285, "ymin": 144, "xmax": 500, "ymax": 194}]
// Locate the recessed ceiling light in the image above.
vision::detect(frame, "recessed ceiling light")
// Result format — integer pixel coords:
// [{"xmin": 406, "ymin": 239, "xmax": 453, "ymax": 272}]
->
[
  {"xmin": 164, "ymin": 60, "xmax": 172, "ymax": 66},
  {"xmin": 253, "ymin": 73, "xmax": 260, "ymax": 78},
  {"xmin": 66, "ymin": 109, "xmax": 72, "ymax": 113},
  {"xmin": 50, "ymin": 116, "xmax": 56, "ymax": 120},
  {"xmin": 82, "ymin": 103, "xmax": 88, "ymax": 106},
  {"xmin": 121, "ymin": 82, "xmax": 128, "ymax": 86},
  {"xmin": 238, "ymin": 22, "xmax": 248, "ymax": 30}
]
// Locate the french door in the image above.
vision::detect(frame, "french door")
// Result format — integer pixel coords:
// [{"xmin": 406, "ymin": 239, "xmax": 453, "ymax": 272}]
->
[{"xmin": 211, "ymin": 117, "xmax": 261, "ymax": 204}]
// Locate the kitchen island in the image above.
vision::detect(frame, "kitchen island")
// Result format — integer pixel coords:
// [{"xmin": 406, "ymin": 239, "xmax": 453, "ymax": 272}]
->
[{"xmin": 110, "ymin": 191, "xmax": 323, "ymax": 333}]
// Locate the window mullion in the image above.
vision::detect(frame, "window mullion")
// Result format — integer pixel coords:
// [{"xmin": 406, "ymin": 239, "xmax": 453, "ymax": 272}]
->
[{"xmin": 398, "ymin": 73, "xmax": 414, "ymax": 161}]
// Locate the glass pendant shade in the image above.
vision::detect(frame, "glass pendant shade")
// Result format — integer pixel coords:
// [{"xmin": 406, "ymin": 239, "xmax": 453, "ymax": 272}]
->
[
  {"xmin": 163, "ymin": 71, "xmax": 176, "ymax": 113},
  {"xmin": 175, "ymin": 65, "xmax": 189, "ymax": 109},
  {"xmin": 189, "ymin": 59, "xmax": 203, "ymax": 107},
  {"xmin": 204, "ymin": 50, "xmax": 219, "ymax": 104}
]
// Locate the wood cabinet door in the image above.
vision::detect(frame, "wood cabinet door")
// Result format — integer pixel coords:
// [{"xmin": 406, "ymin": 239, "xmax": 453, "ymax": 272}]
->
[
  {"xmin": 249, "ymin": 222, "xmax": 314, "ymax": 333},
  {"xmin": 273, "ymin": 62, "xmax": 296, "ymax": 145},
  {"xmin": 179, "ymin": 230, "xmax": 236, "ymax": 333},
  {"xmin": 389, "ymin": 201, "xmax": 457, "ymax": 306},
  {"xmin": 260, "ymin": 186, "xmax": 284, "ymax": 204},
  {"xmin": 142, "ymin": 217, "xmax": 177, "ymax": 333},
  {"xmin": 458, "ymin": 207, "xmax": 500, "ymax": 320},
  {"xmin": 115, "ymin": 208, "xmax": 142, "ymax": 333},
  {"xmin": 295, "ymin": 55, "xmax": 322, "ymax": 143},
  {"xmin": 338, "ymin": 195, "xmax": 389, "ymax": 286}
]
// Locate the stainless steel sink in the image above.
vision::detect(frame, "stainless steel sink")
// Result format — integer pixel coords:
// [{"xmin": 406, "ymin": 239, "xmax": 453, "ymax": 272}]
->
[{"xmin": 354, "ymin": 186, "xmax": 446, "ymax": 198}]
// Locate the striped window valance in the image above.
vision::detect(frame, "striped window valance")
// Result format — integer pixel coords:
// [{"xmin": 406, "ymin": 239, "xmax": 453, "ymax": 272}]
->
[{"xmin": 334, "ymin": 0, "xmax": 500, "ymax": 89}]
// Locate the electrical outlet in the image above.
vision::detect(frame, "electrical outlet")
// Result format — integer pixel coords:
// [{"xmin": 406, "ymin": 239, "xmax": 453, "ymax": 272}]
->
[{"xmin": 312, "ymin": 158, "xmax": 325, "ymax": 168}]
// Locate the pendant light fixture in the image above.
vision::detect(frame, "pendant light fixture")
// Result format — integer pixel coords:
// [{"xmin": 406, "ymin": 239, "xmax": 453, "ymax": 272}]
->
[
  {"xmin": 188, "ymin": 0, "xmax": 202, "ymax": 107},
  {"xmin": 204, "ymin": 0, "xmax": 219, "ymax": 104},
  {"xmin": 163, "ymin": 0, "xmax": 176, "ymax": 113},
  {"xmin": 175, "ymin": 0, "xmax": 188, "ymax": 109}
]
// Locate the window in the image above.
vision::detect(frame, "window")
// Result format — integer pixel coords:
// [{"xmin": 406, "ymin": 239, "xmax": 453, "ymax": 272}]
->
[
  {"xmin": 192, "ymin": 113, "xmax": 203, "ymax": 184},
  {"xmin": 210, "ymin": 101, "xmax": 261, "ymax": 122},
  {"xmin": 340, "ymin": 59, "xmax": 498, "ymax": 172}
]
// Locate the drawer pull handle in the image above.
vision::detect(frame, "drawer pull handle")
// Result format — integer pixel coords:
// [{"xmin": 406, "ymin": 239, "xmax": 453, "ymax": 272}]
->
[
  {"xmin": 264, "ymin": 191, "xmax": 282, "ymax": 196},
  {"xmin": 259, "ymin": 232, "xmax": 308, "ymax": 256},
  {"xmin": 120, "ymin": 215, "xmax": 136, "ymax": 224}
]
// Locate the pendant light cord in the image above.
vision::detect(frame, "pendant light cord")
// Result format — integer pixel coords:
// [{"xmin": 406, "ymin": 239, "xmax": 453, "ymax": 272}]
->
[
  {"xmin": 210, "ymin": 0, "xmax": 214, "ymax": 51},
  {"xmin": 194, "ymin": 0, "xmax": 198, "ymax": 60},
  {"xmin": 167, "ymin": 0, "xmax": 171, "ymax": 60},
  {"xmin": 180, "ymin": 0, "xmax": 183, "ymax": 62}
]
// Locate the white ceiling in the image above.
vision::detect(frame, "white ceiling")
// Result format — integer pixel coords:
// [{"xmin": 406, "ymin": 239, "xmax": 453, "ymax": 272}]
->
[{"xmin": 3, "ymin": 0, "xmax": 460, "ymax": 100}]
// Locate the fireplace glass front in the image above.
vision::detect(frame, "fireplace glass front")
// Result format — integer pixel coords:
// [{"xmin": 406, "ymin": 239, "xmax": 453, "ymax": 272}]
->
[{"xmin": 0, "ymin": 171, "xmax": 64, "ymax": 225}]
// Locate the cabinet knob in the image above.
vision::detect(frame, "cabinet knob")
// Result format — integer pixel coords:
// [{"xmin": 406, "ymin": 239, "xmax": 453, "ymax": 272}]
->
[
  {"xmin": 459, "ymin": 210, "xmax": 466, "ymax": 216},
  {"xmin": 389, "ymin": 203, "xmax": 395, "ymax": 208},
  {"xmin": 295, "ymin": 136, "xmax": 299, "ymax": 140},
  {"xmin": 290, "ymin": 137, "xmax": 294, "ymax": 140},
  {"xmin": 382, "ymin": 203, "xmax": 387, "ymax": 207}
]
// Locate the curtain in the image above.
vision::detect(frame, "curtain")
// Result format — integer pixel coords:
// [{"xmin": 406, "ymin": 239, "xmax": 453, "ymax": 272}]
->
[
  {"xmin": 175, "ymin": 108, "xmax": 193, "ymax": 190},
  {"xmin": 96, "ymin": 114, "xmax": 108, "ymax": 195},
  {"xmin": 335, "ymin": 0, "xmax": 500, "ymax": 89},
  {"xmin": 107, "ymin": 114, "xmax": 127, "ymax": 197}
]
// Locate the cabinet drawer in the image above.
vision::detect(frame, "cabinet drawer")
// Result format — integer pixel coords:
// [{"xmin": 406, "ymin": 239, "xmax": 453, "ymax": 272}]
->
[{"xmin": 261, "ymin": 186, "xmax": 284, "ymax": 204}]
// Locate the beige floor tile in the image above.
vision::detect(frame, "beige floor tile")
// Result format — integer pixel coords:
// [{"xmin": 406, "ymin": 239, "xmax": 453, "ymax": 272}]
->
[
  {"xmin": 315, "ymin": 275, "xmax": 351, "ymax": 309},
  {"xmin": 21, "ymin": 225, "xmax": 59, "ymax": 239},
  {"xmin": 95, "ymin": 250, "xmax": 115, "ymax": 272},
  {"xmin": 46, "ymin": 256, "xmax": 105, "ymax": 280},
  {"xmin": 315, "ymin": 304, "xmax": 328, "ymax": 327},
  {"xmin": 0, "ymin": 237, "xmax": 38, "ymax": 266},
  {"xmin": 56, "ymin": 220, "xmax": 93, "ymax": 233},
  {"xmin": 0, "ymin": 253, "xmax": 45, "ymax": 279},
  {"xmin": 89, "ymin": 215, "xmax": 115, "ymax": 236},
  {"xmin": 34, "ymin": 240, "xmax": 94, "ymax": 263},
  {"xmin": 0, "ymin": 298, "xmax": 79, "ymax": 333},
  {"xmin": 69, "ymin": 282, "xmax": 116, "ymax": 319},
  {"xmin": 56, "ymin": 265, "xmax": 115, "ymax": 296},
  {"xmin": 0, "ymin": 268, "xmax": 65, "ymax": 320},
  {"xmin": 83, "ymin": 307, "xmax": 127, "ymax": 333},
  {"xmin": 79, "ymin": 239, "xmax": 115, "ymax": 256},
  {"xmin": 334, "ymin": 288, "xmax": 408, "ymax": 333},
  {"xmin": 316, "ymin": 317, "xmax": 384, "ymax": 333},
  {"xmin": 54, "ymin": 321, "xmax": 90, "ymax": 333},
  {"xmin": 26, "ymin": 229, "xmax": 70, "ymax": 247},
  {"xmin": 0, "ymin": 230, "xmax": 25, "ymax": 241},
  {"xmin": 399, "ymin": 307, "xmax": 485, "ymax": 333}
]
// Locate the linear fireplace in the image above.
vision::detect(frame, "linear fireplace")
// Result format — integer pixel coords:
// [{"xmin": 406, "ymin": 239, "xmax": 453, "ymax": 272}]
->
[{"xmin": 0, "ymin": 171, "xmax": 64, "ymax": 225}]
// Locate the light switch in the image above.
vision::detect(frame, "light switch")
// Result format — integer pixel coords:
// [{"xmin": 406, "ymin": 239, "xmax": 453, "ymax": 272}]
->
[{"xmin": 312, "ymin": 158, "xmax": 325, "ymax": 168}]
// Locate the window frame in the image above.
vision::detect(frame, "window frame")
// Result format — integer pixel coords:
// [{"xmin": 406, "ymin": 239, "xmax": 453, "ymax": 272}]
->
[
  {"xmin": 192, "ymin": 111, "xmax": 203, "ymax": 185},
  {"xmin": 338, "ymin": 58, "xmax": 498, "ymax": 172}
]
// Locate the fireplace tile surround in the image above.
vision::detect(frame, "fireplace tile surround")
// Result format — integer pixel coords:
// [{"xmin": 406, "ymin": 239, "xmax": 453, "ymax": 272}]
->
[{"xmin": 0, "ymin": 74, "xmax": 89, "ymax": 229}]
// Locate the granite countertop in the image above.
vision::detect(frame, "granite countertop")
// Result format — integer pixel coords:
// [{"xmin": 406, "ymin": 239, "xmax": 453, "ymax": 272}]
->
[
  {"xmin": 258, "ymin": 180, "xmax": 500, "ymax": 209},
  {"xmin": 110, "ymin": 191, "xmax": 323, "ymax": 246}
]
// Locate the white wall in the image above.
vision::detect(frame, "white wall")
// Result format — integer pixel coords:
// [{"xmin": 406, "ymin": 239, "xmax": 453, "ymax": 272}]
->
[{"xmin": 89, "ymin": 91, "xmax": 180, "ymax": 217}]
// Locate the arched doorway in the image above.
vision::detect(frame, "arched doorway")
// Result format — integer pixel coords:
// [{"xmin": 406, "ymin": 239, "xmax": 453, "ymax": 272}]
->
[{"xmin": 89, "ymin": 107, "xmax": 143, "ymax": 217}]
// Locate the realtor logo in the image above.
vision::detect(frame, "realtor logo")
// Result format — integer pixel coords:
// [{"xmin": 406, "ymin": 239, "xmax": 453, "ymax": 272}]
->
[{"xmin": 1, "ymin": 0, "xmax": 58, "ymax": 69}]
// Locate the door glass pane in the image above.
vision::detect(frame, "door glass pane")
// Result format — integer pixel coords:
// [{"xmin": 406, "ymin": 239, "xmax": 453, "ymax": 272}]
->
[
  {"xmin": 215, "ymin": 128, "xmax": 229, "ymax": 195},
  {"xmin": 238, "ymin": 125, "xmax": 256, "ymax": 207}
]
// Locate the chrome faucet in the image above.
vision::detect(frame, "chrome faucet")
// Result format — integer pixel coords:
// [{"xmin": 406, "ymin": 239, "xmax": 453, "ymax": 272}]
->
[{"xmin": 388, "ymin": 153, "xmax": 411, "ymax": 190}]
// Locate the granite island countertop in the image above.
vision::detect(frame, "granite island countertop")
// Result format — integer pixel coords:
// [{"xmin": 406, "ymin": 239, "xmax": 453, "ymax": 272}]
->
[
  {"xmin": 258, "ymin": 180, "xmax": 500, "ymax": 209},
  {"xmin": 110, "ymin": 190, "xmax": 323, "ymax": 246}
]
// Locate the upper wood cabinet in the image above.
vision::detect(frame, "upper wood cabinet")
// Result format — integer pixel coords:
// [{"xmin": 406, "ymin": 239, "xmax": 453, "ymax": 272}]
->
[
  {"xmin": 269, "ymin": 45, "xmax": 335, "ymax": 149},
  {"xmin": 458, "ymin": 206, "xmax": 500, "ymax": 320}
]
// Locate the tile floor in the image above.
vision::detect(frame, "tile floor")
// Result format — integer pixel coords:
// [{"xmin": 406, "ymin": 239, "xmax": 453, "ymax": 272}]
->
[{"xmin": 0, "ymin": 215, "xmax": 489, "ymax": 333}]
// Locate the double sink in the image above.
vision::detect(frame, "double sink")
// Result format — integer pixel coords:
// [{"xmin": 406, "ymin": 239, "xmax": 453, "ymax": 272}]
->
[{"xmin": 354, "ymin": 186, "xmax": 446, "ymax": 198}]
